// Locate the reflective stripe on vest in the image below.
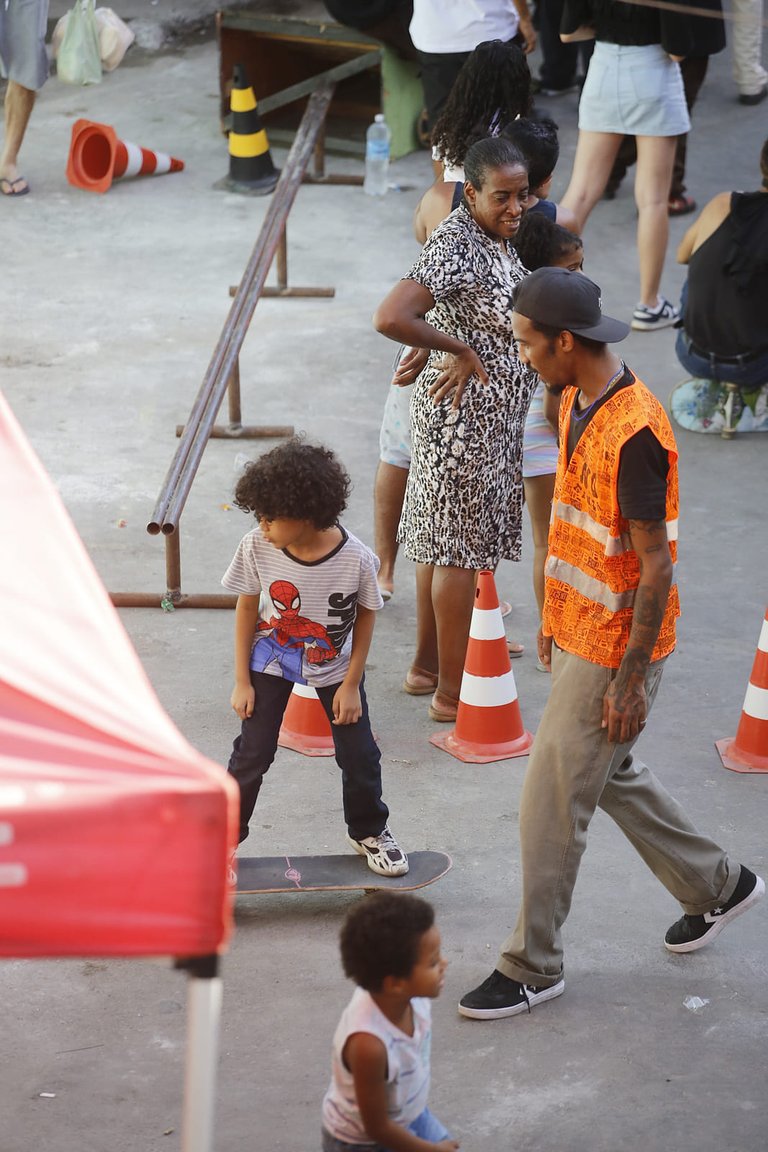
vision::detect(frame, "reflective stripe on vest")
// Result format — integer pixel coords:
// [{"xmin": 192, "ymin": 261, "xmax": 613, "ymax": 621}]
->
[{"xmin": 543, "ymin": 376, "xmax": 680, "ymax": 669}]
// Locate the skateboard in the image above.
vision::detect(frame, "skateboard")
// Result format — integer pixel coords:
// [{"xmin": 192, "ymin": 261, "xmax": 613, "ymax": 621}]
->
[
  {"xmin": 235, "ymin": 850, "xmax": 452, "ymax": 895},
  {"xmin": 669, "ymin": 378, "xmax": 768, "ymax": 437}
]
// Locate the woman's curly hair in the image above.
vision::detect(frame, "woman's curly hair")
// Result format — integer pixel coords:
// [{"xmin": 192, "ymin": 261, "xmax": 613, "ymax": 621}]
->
[
  {"xmin": 431, "ymin": 39, "xmax": 533, "ymax": 171},
  {"xmin": 340, "ymin": 893, "xmax": 435, "ymax": 992},
  {"xmin": 513, "ymin": 213, "xmax": 583, "ymax": 272},
  {"xmin": 233, "ymin": 437, "xmax": 351, "ymax": 530}
]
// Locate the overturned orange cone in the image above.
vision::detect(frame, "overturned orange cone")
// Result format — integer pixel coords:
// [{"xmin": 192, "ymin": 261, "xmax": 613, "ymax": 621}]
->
[
  {"xmin": 431, "ymin": 570, "xmax": 534, "ymax": 764},
  {"xmin": 716, "ymin": 608, "xmax": 768, "ymax": 773},
  {"xmin": 278, "ymin": 683, "xmax": 334, "ymax": 757},
  {"xmin": 66, "ymin": 118, "xmax": 184, "ymax": 194}
]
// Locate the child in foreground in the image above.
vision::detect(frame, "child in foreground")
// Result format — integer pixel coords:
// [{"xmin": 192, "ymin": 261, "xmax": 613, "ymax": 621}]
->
[
  {"xmin": 222, "ymin": 438, "xmax": 408, "ymax": 877},
  {"xmin": 322, "ymin": 894, "xmax": 459, "ymax": 1152}
]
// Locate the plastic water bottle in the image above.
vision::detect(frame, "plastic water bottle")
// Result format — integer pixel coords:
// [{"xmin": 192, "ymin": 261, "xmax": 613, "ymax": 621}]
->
[{"xmin": 364, "ymin": 113, "xmax": 391, "ymax": 196}]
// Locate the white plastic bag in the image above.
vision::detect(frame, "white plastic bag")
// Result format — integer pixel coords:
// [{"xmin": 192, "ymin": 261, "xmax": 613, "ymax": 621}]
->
[
  {"xmin": 56, "ymin": 0, "xmax": 102, "ymax": 86},
  {"xmin": 94, "ymin": 8, "xmax": 135, "ymax": 72},
  {"xmin": 53, "ymin": 6, "xmax": 134, "ymax": 75}
]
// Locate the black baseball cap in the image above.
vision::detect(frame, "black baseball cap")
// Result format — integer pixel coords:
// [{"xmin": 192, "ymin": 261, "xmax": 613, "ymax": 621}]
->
[{"xmin": 512, "ymin": 267, "xmax": 630, "ymax": 343}]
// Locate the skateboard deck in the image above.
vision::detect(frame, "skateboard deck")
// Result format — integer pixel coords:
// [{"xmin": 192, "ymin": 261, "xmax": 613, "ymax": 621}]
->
[
  {"xmin": 670, "ymin": 378, "xmax": 768, "ymax": 434},
  {"xmin": 235, "ymin": 851, "xmax": 452, "ymax": 895}
]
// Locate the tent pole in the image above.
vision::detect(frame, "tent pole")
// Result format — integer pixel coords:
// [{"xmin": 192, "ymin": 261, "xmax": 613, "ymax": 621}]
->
[{"xmin": 178, "ymin": 954, "xmax": 222, "ymax": 1152}]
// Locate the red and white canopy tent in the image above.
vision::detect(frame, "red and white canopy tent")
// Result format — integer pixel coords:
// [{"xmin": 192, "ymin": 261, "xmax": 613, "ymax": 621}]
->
[{"xmin": 0, "ymin": 391, "xmax": 239, "ymax": 1152}]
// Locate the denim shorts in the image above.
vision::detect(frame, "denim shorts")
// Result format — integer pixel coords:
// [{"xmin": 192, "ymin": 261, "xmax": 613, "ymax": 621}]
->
[
  {"xmin": 578, "ymin": 42, "xmax": 690, "ymax": 136},
  {"xmin": 322, "ymin": 1107, "xmax": 451, "ymax": 1152}
]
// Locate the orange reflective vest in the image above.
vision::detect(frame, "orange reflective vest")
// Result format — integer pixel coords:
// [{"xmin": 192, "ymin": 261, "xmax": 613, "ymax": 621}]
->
[{"xmin": 543, "ymin": 376, "xmax": 680, "ymax": 669}]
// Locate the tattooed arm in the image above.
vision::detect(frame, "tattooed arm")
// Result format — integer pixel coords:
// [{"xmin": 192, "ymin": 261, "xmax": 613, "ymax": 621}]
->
[{"xmin": 602, "ymin": 518, "xmax": 673, "ymax": 743}]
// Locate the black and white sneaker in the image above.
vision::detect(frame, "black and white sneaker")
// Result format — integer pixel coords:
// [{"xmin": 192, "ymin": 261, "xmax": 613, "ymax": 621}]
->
[
  {"xmin": 664, "ymin": 866, "xmax": 765, "ymax": 953},
  {"xmin": 458, "ymin": 970, "xmax": 565, "ymax": 1019},
  {"xmin": 631, "ymin": 295, "xmax": 679, "ymax": 331},
  {"xmin": 347, "ymin": 826, "xmax": 409, "ymax": 877}
]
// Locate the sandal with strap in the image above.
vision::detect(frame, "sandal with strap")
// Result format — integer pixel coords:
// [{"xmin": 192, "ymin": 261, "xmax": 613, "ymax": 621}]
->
[
  {"xmin": 668, "ymin": 194, "xmax": 696, "ymax": 217},
  {"xmin": 403, "ymin": 666, "xmax": 439, "ymax": 696},
  {"xmin": 429, "ymin": 690, "xmax": 459, "ymax": 723}
]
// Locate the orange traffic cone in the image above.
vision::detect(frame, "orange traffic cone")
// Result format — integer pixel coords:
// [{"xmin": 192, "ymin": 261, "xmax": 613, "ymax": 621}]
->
[
  {"xmin": 278, "ymin": 683, "xmax": 334, "ymax": 757},
  {"xmin": 716, "ymin": 608, "xmax": 768, "ymax": 773},
  {"xmin": 215, "ymin": 64, "xmax": 279, "ymax": 195},
  {"xmin": 66, "ymin": 119, "xmax": 184, "ymax": 194},
  {"xmin": 430, "ymin": 570, "xmax": 534, "ymax": 764}
]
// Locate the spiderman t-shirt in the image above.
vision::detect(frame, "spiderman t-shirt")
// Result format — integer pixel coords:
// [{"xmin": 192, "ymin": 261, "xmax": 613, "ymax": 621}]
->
[{"xmin": 221, "ymin": 525, "xmax": 384, "ymax": 687}]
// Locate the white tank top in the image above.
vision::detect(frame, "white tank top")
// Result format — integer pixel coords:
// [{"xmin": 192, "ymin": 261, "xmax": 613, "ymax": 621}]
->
[{"xmin": 321, "ymin": 987, "xmax": 432, "ymax": 1143}]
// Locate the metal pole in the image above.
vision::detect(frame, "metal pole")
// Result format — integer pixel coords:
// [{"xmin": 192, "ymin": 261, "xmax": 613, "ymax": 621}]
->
[
  {"xmin": 181, "ymin": 956, "xmax": 222, "ymax": 1152},
  {"xmin": 160, "ymin": 86, "xmax": 334, "ymax": 535},
  {"xmin": 227, "ymin": 357, "xmax": 242, "ymax": 428}
]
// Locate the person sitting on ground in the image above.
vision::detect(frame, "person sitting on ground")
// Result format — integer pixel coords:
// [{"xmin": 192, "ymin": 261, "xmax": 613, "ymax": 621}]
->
[
  {"xmin": 222, "ymin": 438, "xmax": 408, "ymax": 878},
  {"xmin": 321, "ymin": 893, "xmax": 458, "ymax": 1152},
  {"xmin": 502, "ymin": 115, "xmax": 580, "ymax": 231},
  {"xmin": 674, "ymin": 135, "xmax": 768, "ymax": 396}
]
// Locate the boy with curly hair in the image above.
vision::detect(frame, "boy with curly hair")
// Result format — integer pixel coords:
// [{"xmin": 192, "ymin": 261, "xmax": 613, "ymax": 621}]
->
[
  {"xmin": 222, "ymin": 438, "xmax": 408, "ymax": 876},
  {"xmin": 322, "ymin": 894, "xmax": 459, "ymax": 1152}
]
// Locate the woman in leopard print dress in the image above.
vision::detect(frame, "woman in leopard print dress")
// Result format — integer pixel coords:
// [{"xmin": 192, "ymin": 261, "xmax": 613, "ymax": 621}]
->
[{"xmin": 374, "ymin": 136, "xmax": 537, "ymax": 721}]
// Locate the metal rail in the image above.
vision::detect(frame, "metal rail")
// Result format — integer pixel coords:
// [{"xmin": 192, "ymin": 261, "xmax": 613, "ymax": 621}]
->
[{"xmin": 111, "ymin": 85, "xmax": 336, "ymax": 610}]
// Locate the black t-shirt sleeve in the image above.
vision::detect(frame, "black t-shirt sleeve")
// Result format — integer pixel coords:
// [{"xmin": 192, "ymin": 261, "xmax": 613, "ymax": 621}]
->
[{"xmin": 617, "ymin": 428, "xmax": 670, "ymax": 520}]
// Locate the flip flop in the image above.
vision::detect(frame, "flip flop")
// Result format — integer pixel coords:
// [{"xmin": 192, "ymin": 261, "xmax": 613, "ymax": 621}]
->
[
  {"xmin": 500, "ymin": 600, "xmax": 512, "ymax": 618},
  {"xmin": 378, "ymin": 586, "xmax": 393, "ymax": 602},
  {"xmin": 428, "ymin": 691, "xmax": 459, "ymax": 723},
  {"xmin": 1, "ymin": 176, "xmax": 30, "ymax": 197},
  {"xmin": 507, "ymin": 640, "xmax": 525, "ymax": 659},
  {"xmin": 403, "ymin": 667, "xmax": 439, "ymax": 696}
]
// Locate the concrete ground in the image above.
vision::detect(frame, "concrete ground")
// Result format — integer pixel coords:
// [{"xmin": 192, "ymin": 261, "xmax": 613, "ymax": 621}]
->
[{"xmin": 2, "ymin": 4, "xmax": 767, "ymax": 1150}]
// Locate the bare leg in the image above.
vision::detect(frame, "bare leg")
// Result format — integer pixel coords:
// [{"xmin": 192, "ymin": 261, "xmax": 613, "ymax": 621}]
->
[
  {"xmin": 0, "ymin": 82, "xmax": 36, "ymax": 188},
  {"xmin": 432, "ymin": 565, "xmax": 476, "ymax": 702},
  {"xmin": 410, "ymin": 562, "xmax": 438, "ymax": 685},
  {"xmin": 373, "ymin": 461, "xmax": 409, "ymax": 596},
  {"xmin": 634, "ymin": 135, "xmax": 677, "ymax": 307},
  {"xmin": 559, "ymin": 130, "xmax": 624, "ymax": 233},
  {"xmin": 523, "ymin": 473, "xmax": 556, "ymax": 621}
]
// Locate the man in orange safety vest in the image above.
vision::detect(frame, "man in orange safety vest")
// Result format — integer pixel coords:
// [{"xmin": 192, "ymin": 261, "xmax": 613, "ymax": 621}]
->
[{"xmin": 459, "ymin": 268, "xmax": 764, "ymax": 1021}]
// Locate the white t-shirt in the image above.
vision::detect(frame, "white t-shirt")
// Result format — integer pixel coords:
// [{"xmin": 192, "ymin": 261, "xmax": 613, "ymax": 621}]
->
[
  {"xmin": 221, "ymin": 526, "xmax": 382, "ymax": 688},
  {"xmin": 410, "ymin": 0, "xmax": 519, "ymax": 54},
  {"xmin": 322, "ymin": 988, "xmax": 432, "ymax": 1144}
]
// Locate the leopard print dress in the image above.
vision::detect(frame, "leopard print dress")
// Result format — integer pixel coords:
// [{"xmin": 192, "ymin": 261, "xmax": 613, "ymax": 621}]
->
[{"xmin": 398, "ymin": 203, "xmax": 536, "ymax": 568}]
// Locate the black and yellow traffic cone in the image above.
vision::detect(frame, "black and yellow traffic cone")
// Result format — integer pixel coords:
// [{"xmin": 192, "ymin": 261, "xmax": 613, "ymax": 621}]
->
[{"xmin": 215, "ymin": 64, "xmax": 279, "ymax": 195}]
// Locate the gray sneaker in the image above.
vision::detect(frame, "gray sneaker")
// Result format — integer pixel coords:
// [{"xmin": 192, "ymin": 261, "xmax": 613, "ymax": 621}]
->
[{"xmin": 347, "ymin": 826, "xmax": 409, "ymax": 877}]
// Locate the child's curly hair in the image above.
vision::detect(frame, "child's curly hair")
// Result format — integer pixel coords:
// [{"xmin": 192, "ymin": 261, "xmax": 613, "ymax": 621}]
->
[
  {"xmin": 514, "ymin": 213, "xmax": 583, "ymax": 273},
  {"xmin": 340, "ymin": 893, "xmax": 435, "ymax": 992},
  {"xmin": 233, "ymin": 437, "xmax": 351, "ymax": 530}
]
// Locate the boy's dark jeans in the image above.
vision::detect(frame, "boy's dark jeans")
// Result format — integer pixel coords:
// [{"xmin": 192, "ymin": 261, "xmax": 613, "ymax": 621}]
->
[{"xmin": 228, "ymin": 671, "xmax": 389, "ymax": 845}]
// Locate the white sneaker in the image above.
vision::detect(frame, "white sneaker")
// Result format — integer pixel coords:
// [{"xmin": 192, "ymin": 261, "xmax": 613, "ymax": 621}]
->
[
  {"xmin": 347, "ymin": 826, "xmax": 409, "ymax": 877},
  {"xmin": 631, "ymin": 295, "xmax": 679, "ymax": 331}
]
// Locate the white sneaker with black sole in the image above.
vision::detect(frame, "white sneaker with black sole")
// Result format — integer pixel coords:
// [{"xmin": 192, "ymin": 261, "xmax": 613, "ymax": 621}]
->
[
  {"xmin": 631, "ymin": 295, "xmax": 679, "ymax": 331},
  {"xmin": 664, "ymin": 865, "xmax": 765, "ymax": 953},
  {"xmin": 347, "ymin": 826, "xmax": 409, "ymax": 877}
]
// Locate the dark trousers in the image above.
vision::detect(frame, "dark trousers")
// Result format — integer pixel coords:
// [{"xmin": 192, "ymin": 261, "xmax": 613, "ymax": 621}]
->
[
  {"xmin": 536, "ymin": 0, "xmax": 593, "ymax": 89},
  {"xmin": 228, "ymin": 671, "xmax": 389, "ymax": 845},
  {"xmin": 608, "ymin": 55, "xmax": 709, "ymax": 200},
  {"xmin": 417, "ymin": 33, "xmax": 527, "ymax": 133}
]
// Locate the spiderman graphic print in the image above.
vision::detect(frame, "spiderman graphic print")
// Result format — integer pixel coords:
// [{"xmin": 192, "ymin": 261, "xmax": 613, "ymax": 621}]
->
[
  {"xmin": 251, "ymin": 579, "xmax": 339, "ymax": 682},
  {"xmin": 222, "ymin": 525, "xmax": 384, "ymax": 687}
]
